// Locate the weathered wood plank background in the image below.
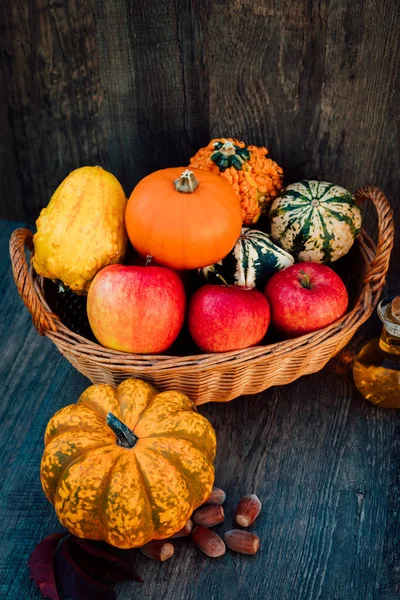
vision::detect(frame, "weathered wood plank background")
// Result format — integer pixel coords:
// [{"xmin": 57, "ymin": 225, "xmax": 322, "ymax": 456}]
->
[{"xmin": 1, "ymin": 0, "xmax": 399, "ymax": 265}]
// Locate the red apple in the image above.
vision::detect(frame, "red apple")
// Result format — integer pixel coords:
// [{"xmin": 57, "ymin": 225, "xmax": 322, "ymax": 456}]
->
[
  {"xmin": 264, "ymin": 262, "xmax": 348, "ymax": 338},
  {"xmin": 87, "ymin": 264, "xmax": 186, "ymax": 353},
  {"xmin": 188, "ymin": 285, "xmax": 270, "ymax": 353}
]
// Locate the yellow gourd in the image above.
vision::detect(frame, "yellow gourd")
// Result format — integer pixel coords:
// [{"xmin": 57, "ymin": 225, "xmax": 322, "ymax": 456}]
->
[{"xmin": 33, "ymin": 166, "xmax": 127, "ymax": 294}]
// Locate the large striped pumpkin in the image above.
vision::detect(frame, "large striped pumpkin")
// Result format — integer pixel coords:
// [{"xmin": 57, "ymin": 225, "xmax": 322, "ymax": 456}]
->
[
  {"xmin": 40, "ymin": 379, "xmax": 216, "ymax": 548},
  {"xmin": 200, "ymin": 227, "xmax": 294, "ymax": 289},
  {"xmin": 270, "ymin": 181, "xmax": 362, "ymax": 263}
]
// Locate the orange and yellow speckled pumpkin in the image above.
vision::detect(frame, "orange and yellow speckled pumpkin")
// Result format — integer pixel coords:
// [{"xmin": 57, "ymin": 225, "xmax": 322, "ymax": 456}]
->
[
  {"xmin": 40, "ymin": 379, "xmax": 216, "ymax": 549},
  {"xmin": 189, "ymin": 138, "xmax": 284, "ymax": 225}
]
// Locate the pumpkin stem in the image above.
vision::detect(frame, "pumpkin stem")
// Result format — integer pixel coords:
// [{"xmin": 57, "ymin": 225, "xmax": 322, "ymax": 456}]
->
[
  {"xmin": 298, "ymin": 270, "xmax": 313, "ymax": 289},
  {"xmin": 210, "ymin": 140, "xmax": 251, "ymax": 172},
  {"xmin": 174, "ymin": 169, "xmax": 199, "ymax": 193},
  {"xmin": 106, "ymin": 412, "xmax": 138, "ymax": 448},
  {"xmin": 55, "ymin": 279, "xmax": 66, "ymax": 293},
  {"xmin": 217, "ymin": 140, "xmax": 236, "ymax": 156}
]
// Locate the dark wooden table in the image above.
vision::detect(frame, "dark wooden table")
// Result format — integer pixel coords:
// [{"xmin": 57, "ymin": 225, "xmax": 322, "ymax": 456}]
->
[{"xmin": 1, "ymin": 219, "xmax": 399, "ymax": 600}]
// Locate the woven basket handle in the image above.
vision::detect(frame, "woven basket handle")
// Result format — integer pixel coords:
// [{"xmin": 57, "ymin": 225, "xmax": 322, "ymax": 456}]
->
[
  {"xmin": 9, "ymin": 228, "xmax": 59, "ymax": 335},
  {"xmin": 355, "ymin": 186, "xmax": 394, "ymax": 293},
  {"xmin": 8, "ymin": 187, "xmax": 394, "ymax": 335}
]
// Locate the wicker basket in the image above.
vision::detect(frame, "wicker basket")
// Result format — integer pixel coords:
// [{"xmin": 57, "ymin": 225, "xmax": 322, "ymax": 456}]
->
[{"xmin": 10, "ymin": 186, "xmax": 394, "ymax": 405}]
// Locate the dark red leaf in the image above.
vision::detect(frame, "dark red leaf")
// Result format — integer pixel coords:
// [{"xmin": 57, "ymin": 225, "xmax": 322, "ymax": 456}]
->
[
  {"xmin": 68, "ymin": 537, "xmax": 143, "ymax": 584},
  {"xmin": 71, "ymin": 537, "xmax": 132, "ymax": 564},
  {"xmin": 28, "ymin": 532, "xmax": 66, "ymax": 600},
  {"xmin": 55, "ymin": 538, "xmax": 116, "ymax": 600}
]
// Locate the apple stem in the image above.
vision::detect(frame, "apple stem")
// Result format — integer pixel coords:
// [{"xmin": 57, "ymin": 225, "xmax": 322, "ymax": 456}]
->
[
  {"xmin": 145, "ymin": 255, "xmax": 153, "ymax": 266},
  {"xmin": 215, "ymin": 273, "xmax": 230, "ymax": 287},
  {"xmin": 298, "ymin": 270, "xmax": 313, "ymax": 289},
  {"xmin": 106, "ymin": 412, "xmax": 138, "ymax": 448},
  {"xmin": 174, "ymin": 169, "xmax": 199, "ymax": 193}
]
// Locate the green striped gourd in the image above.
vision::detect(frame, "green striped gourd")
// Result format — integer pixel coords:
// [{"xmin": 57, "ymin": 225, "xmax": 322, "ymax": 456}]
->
[
  {"xmin": 200, "ymin": 227, "xmax": 294, "ymax": 289},
  {"xmin": 269, "ymin": 180, "xmax": 362, "ymax": 263}
]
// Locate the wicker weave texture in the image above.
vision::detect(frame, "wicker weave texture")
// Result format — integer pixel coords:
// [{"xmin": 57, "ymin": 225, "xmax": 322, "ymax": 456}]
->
[{"xmin": 9, "ymin": 186, "xmax": 394, "ymax": 404}]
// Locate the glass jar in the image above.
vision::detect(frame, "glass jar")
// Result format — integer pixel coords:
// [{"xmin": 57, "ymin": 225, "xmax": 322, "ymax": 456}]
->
[{"xmin": 353, "ymin": 295, "xmax": 400, "ymax": 408}]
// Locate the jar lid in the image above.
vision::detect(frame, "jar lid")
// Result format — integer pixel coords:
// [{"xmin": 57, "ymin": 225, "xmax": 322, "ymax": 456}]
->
[{"xmin": 378, "ymin": 295, "xmax": 400, "ymax": 336}]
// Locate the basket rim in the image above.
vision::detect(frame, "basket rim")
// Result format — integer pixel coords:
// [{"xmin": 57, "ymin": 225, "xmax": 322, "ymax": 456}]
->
[
  {"xmin": 34, "ymin": 229, "xmax": 378, "ymax": 373},
  {"xmin": 10, "ymin": 184, "xmax": 393, "ymax": 380}
]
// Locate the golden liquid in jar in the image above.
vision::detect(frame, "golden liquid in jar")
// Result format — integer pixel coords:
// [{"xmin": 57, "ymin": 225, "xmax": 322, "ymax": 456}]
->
[{"xmin": 353, "ymin": 328, "xmax": 400, "ymax": 408}]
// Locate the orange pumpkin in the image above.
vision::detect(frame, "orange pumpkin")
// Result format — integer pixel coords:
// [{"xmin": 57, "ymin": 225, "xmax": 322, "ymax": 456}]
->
[
  {"xmin": 125, "ymin": 167, "xmax": 242, "ymax": 270},
  {"xmin": 40, "ymin": 379, "xmax": 216, "ymax": 548},
  {"xmin": 189, "ymin": 138, "xmax": 284, "ymax": 225}
]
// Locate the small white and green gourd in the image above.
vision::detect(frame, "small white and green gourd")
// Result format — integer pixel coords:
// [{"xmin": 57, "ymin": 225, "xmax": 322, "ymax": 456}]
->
[
  {"xmin": 200, "ymin": 227, "xmax": 294, "ymax": 289},
  {"xmin": 269, "ymin": 180, "xmax": 362, "ymax": 263}
]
